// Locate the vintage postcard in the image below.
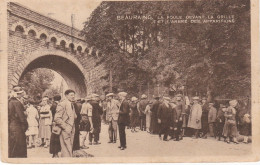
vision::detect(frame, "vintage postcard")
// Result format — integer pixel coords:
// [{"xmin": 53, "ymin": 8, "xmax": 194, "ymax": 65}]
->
[{"xmin": 0, "ymin": 0, "xmax": 259, "ymax": 163}]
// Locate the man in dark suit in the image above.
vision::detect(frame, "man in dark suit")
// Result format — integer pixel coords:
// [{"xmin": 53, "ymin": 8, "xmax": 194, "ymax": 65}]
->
[
  {"xmin": 150, "ymin": 95, "xmax": 160, "ymax": 134},
  {"xmin": 89, "ymin": 94, "xmax": 103, "ymax": 145},
  {"xmin": 157, "ymin": 97, "xmax": 173, "ymax": 141},
  {"xmin": 118, "ymin": 92, "xmax": 130, "ymax": 150}
]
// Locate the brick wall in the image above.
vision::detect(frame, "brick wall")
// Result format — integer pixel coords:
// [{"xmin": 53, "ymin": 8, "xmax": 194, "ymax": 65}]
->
[{"xmin": 8, "ymin": 2, "xmax": 108, "ymax": 97}]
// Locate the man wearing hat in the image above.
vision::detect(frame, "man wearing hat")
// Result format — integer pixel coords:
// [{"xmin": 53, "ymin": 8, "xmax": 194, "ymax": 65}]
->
[
  {"xmin": 79, "ymin": 96, "xmax": 92, "ymax": 149},
  {"xmin": 173, "ymin": 94, "xmax": 185, "ymax": 141},
  {"xmin": 187, "ymin": 96, "xmax": 202, "ymax": 139},
  {"xmin": 200, "ymin": 97, "xmax": 209, "ymax": 138},
  {"xmin": 157, "ymin": 97, "xmax": 173, "ymax": 141},
  {"xmin": 216, "ymin": 104, "xmax": 226, "ymax": 141},
  {"xmin": 138, "ymin": 94, "xmax": 149, "ymax": 131},
  {"xmin": 117, "ymin": 92, "xmax": 130, "ymax": 150},
  {"xmin": 88, "ymin": 94, "xmax": 103, "ymax": 145},
  {"xmin": 106, "ymin": 93, "xmax": 120, "ymax": 143},
  {"xmin": 8, "ymin": 86, "xmax": 28, "ymax": 158},
  {"xmin": 150, "ymin": 95, "xmax": 160, "ymax": 134},
  {"xmin": 208, "ymin": 102, "xmax": 217, "ymax": 137},
  {"xmin": 223, "ymin": 100, "xmax": 239, "ymax": 144}
]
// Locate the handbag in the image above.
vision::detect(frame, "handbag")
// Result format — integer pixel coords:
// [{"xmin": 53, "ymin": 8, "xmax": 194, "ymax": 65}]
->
[{"xmin": 52, "ymin": 123, "xmax": 61, "ymax": 135}]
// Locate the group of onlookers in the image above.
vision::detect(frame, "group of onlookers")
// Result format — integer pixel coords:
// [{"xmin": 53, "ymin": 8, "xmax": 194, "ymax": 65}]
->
[
  {"xmin": 123, "ymin": 94, "xmax": 252, "ymax": 144},
  {"xmin": 8, "ymin": 84, "xmax": 251, "ymax": 158}
]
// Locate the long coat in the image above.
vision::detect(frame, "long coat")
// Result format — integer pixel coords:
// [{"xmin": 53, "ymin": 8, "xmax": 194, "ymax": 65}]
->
[
  {"xmin": 129, "ymin": 102, "xmax": 139, "ymax": 127},
  {"xmin": 187, "ymin": 103, "xmax": 202, "ymax": 129},
  {"xmin": 54, "ymin": 99, "xmax": 77, "ymax": 157},
  {"xmin": 49, "ymin": 101, "xmax": 61, "ymax": 154},
  {"xmin": 157, "ymin": 103, "xmax": 173, "ymax": 126},
  {"xmin": 150, "ymin": 100, "xmax": 160, "ymax": 133},
  {"xmin": 201, "ymin": 103, "xmax": 209, "ymax": 129},
  {"xmin": 8, "ymin": 97, "xmax": 28, "ymax": 158},
  {"xmin": 118, "ymin": 99, "xmax": 130, "ymax": 126}
]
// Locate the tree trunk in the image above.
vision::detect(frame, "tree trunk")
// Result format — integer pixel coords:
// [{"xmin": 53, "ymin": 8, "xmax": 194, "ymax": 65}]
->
[
  {"xmin": 109, "ymin": 68, "xmax": 113, "ymax": 92},
  {"xmin": 206, "ymin": 79, "xmax": 213, "ymax": 102}
]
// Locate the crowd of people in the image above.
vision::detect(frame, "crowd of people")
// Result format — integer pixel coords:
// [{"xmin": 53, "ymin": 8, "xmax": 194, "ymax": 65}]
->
[{"xmin": 8, "ymin": 85, "xmax": 252, "ymax": 158}]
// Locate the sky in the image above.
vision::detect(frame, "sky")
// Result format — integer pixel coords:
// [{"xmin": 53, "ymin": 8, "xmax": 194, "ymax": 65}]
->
[
  {"xmin": 19, "ymin": 0, "xmax": 101, "ymax": 29},
  {"xmin": 18, "ymin": 0, "xmax": 101, "ymax": 89}
]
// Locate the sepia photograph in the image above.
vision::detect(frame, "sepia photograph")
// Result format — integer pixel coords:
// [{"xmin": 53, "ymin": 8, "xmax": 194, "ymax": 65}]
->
[{"xmin": 0, "ymin": 0, "xmax": 259, "ymax": 163}]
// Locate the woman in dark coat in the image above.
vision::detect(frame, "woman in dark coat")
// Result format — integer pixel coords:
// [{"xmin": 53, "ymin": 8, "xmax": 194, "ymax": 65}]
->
[
  {"xmin": 49, "ymin": 95, "xmax": 61, "ymax": 158},
  {"xmin": 8, "ymin": 87, "xmax": 28, "ymax": 158},
  {"xmin": 200, "ymin": 98, "xmax": 209, "ymax": 138},
  {"xmin": 129, "ymin": 97, "xmax": 139, "ymax": 132},
  {"xmin": 150, "ymin": 96, "xmax": 160, "ymax": 134}
]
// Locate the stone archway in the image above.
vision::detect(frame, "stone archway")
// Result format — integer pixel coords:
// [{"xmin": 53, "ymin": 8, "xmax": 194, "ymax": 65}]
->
[{"xmin": 12, "ymin": 49, "xmax": 88, "ymax": 98}]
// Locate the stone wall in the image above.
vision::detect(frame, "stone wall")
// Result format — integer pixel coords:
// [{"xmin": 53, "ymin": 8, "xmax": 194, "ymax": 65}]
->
[{"xmin": 8, "ymin": 2, "xmax": 107, "ymax": 96}]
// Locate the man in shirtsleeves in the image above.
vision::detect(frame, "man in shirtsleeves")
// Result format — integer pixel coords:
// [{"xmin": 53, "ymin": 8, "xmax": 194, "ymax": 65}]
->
[
  {"xmin": 106, "ymin": 93, "xmax": 120, "ymax": 143},
  {"xmin": 79, "ymin": 96, "xmax": 92, "ymax": 149}
]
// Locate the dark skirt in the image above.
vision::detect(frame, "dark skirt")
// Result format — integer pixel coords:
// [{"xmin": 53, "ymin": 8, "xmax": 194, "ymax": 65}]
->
[
  {"xmin": 130, "ymin": 113, "xmax": 139, "ymax": 127},
  {"xmin": 150, "ymin": 113, "xmax": 159, "ymax": 134},
  {"xmin": 239, "ymin": 122, "xmax": 251, "ymax": 136},
  {"xmin": 49, "ymin": 133, "xmax": 61, "ymax": 154}
]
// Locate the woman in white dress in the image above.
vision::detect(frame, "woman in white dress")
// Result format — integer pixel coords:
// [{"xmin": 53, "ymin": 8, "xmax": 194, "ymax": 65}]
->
[
  {"xmin": 25, "ymin": 100, "xmax": 39, "ymax": 148},
  {"xmin": 38, "ymin": 97, "xmax": 52, "ymax": 148}
]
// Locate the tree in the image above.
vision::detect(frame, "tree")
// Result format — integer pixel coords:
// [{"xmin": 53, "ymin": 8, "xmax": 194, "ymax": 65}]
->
[
  {"xmin": 19, "ymin": 68, "xmax": 56, "ymax": 101},
  {"xmin": 82, "ymin": 0, "xmax": 250, "ymax": 100}
]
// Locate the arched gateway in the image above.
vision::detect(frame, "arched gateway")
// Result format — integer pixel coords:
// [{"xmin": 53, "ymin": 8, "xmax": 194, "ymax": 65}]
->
[{"xmin": 8, "ymin": 2, "xmax": 107, "ymax": 97}]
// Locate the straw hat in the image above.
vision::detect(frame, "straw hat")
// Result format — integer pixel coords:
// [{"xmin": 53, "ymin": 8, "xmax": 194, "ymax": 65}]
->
[
  {"xmin": 192, "ymin": 96, "xmax": 200, "ymax": 100},
  {"xmin": 131, "ymin": 97, "xmax": 138, "ymax": 102},
  {"xmin": 118, "ymin": 92, "xmax": 127, "ymax": 97},
  {"xmin": 106, "ymin": 93, "xmax": 114, "ymax": 97},
  {"xmin": 141, "ymin": 94, "xmax": 147, "ymax": 99},
  {"xmin": 13, "ymin": 86, "xmax": 24, "ymax": 94}
]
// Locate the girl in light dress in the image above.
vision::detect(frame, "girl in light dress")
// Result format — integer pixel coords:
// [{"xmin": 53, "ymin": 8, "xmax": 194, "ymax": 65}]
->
[{"xmin": 25, "ymin": 99, "xmax": 39, "ymax": 148}]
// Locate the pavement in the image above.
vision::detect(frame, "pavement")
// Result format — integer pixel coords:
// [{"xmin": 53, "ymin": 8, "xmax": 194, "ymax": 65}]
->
[{"xmin": 28, "ymin": 123, "xmax": 251, "ymax": 158}]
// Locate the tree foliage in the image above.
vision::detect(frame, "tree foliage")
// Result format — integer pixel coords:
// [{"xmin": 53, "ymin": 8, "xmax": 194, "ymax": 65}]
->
[
  {"xmin": 19, "ymin": 68, "xmax": 57, "ymax": 100},
  {"xmin": 82, "ymin": 0, "xmax": 250, "ymax": 100}
]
